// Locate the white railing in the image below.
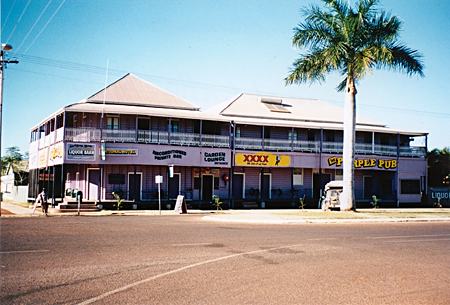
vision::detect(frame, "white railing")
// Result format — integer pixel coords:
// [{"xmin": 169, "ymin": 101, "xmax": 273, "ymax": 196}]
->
[
  {"xmin": 235, "ymin": 137, "xmax": 263, "ymax": 150},
  {"xmin": 62, "ymin": 127, "xmax": 425, "ymax": 157},
  {"xmin": 65, "ymin": 127, "xmax": 101, "ymax": 142},
  {"xmin": 374, "ymin": 144, "xmax": 398, "ymax": 156},
  {"xmin": 400, "ymin": 146, "xmax": 426, "ymax": 157},
  {"xmin": 137, "ymin": 130, "xmax": 169, "ymax": 144},
  {"xmin": 201, "ymin": 134, "xmax": 230, "ymax": 147},
  {"xmin": 170, "ymin": 132, "xmax": 200, "ymax": 146},
  {"xmin": 355, "ymin": 143, "xmax": 373, "ymax": 154},
  {"xmin": 293, "ymin": 140, "xmax": 320, "ymax": 153},
  {"xmin": 263, "ymin": 138, "xmax": 292, "ymax": 151},
  {"xmin": 322, "ymin": 142, "xmax": 343, "ymax": 153},
  {"xmin": 102, "ymin": 129, "xmax": 136, "ymax": 142}
]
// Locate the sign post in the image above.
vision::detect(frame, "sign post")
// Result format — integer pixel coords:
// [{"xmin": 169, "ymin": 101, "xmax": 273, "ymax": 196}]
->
[{"xmin": 155, "ymin": 175, "xmax": 163, "ymax": 215}]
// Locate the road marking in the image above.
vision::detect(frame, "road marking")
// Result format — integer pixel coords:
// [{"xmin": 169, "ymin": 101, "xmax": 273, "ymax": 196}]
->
[
  {"xmin": 0, "ymin": 249, "xmax": 50, "ymax": 254},
  {"xmin": 368, "ymin": 234, "xmax": 450, "ymax": 240},
  {"xmin": 76, "ymin": 243, "xmax": 304, "ymax": 305},
  {"xmin": 172, "ymin": 243, "xmax": 214, "ymax": 247},
  {"xmin": 384, "ymin": 238, "xmax": 450, "ymax": 243}
]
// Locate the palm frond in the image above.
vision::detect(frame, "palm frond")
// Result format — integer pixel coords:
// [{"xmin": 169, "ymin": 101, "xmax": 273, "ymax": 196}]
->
[
  {"xmin": 292, "ymin": 22, "xmax": 334, "ymax": 49},
  {"xmin": 285, "ymin": 51, "xmax": 334, "ymax": 85},
  {"xmin": 386, "ymin": 44, "xmax": 424, "ymax": 76}
]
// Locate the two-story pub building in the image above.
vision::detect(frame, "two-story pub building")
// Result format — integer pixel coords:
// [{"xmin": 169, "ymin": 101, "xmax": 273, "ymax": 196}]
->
[{"xmin": 28, "ymin": 73, "xmax": 428, "ymax": 209}]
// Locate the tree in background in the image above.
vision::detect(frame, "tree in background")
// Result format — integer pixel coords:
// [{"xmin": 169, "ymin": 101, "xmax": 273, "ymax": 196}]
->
[
  {"xmin": 286, "ymin": 0, "xmax": 423, "ymax": 210},
  {"xmin": 428, "ymin": 147, "xmax": 450, "ymax": 187},
  {"xmin": 1, "ymin": 146, "xmax": 28, "ymax": 185}
]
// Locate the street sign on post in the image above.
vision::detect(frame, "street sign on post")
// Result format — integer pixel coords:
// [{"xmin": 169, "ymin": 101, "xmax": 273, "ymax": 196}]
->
[{"xmin": 155, "ymin": 175, "xmax": 163, "ymax": 215}]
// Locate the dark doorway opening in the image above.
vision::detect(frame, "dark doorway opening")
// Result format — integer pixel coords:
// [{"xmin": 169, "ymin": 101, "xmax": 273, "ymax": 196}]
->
[
  {"xmin": 202, "ymin": 175, "xmax": 213, "ymax": 202},
  {"xmin": 128, "ymin": 173, "xmax": 142, "ymax": 201},
  {"xmin": 232, "ymin": 173, "xmax": 244, "ymax": 200},
  {"xmin": 168, "ymin": 173, "xmax": 180, "ymax": 199},
  {"xmin": 313, "ymin": 173, "xmax": 331, "ymax": 204},
  {"xmin": 260, "ymin": 173, "xmax": 271, "ymax": 201}
]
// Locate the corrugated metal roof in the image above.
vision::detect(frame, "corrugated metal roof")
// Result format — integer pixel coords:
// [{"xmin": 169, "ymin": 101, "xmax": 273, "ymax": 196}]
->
[
  {"xmin": 65, "ymin": 102, "xmax": 228, "ymax": 122},
  {"xmin": 218, "ymin": 93, "xmax": 384, "ymax": 127},
  {"xmin": 86, "ymin": 73, "xmax": 199, "ymax": 110}
]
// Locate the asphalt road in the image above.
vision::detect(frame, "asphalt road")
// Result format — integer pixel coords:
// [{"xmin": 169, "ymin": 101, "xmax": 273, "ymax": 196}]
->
[{"xmin": 1, "ymin": 215, "xmax": 449, "ymax": 305}]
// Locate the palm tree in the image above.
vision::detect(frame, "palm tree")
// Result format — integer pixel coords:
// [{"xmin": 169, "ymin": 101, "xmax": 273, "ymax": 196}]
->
[{"xmin": 286, "ymin": 0, "xmax": 423, "ymax": 211}]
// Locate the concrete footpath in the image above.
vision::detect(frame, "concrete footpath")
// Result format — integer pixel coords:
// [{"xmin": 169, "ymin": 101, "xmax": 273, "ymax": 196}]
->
[{"xmin": 2, "ymin": 201, "xmax": 450, "ymax": 224}]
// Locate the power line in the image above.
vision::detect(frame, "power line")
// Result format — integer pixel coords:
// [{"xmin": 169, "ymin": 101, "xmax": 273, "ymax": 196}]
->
[
  {"xmin": 22, "ymin": 0, "xmax": 67, "ymax": 54},
  {"xmin": 5, "ymin": 0, "xmax": 32, "ymax": 43},
  {"xmin": 8, "ymin": 53, "xmax": 450, "ymax": 118},
  {"xmin": 1, "ymin": 0, "xmax": 18, "ymax": 32},
  {"xmin": 15, "ymin": 0, "xmax": 54, "ymax": 53}
]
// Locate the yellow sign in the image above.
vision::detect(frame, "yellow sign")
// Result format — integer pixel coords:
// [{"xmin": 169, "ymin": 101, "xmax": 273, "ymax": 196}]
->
[
  {"xmin": 235, "ymin": 153, "xmax": 291, "ymax": 167},
  {"xmin": 49, "ymin": 143, "xmax": 64, "ymax": 161},
  {"xmin": 106, "ymin": 148, "xmax": 138, "ymax": 156},
  {"xmin": 327, "ymin": 156, "xmax": 397, "ymax": 170}
]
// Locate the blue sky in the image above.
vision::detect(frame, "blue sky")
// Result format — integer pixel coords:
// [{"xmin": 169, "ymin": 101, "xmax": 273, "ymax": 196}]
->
[{"xmin": 1, "ymin": 0, "xmax": 449, "ymax": 155}]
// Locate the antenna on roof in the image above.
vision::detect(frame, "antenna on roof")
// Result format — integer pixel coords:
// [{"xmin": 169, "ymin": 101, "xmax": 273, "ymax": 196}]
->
[{"xmin": 101, "ymin": 59, "xmax": 110, "ymax": 119}]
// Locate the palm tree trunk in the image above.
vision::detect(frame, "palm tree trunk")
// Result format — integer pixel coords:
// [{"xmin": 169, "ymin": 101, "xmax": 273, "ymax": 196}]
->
[{"xmin": 341, "ymin": 77, "xmax": 356, "ymax": 211}]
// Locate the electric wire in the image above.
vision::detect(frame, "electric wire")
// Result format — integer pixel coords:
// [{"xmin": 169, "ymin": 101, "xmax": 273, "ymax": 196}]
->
[
  {"xmin": 7, "ymin": 53, "xmax": 450, "ymax": 118},
  {"xmin": 15, "ymin": 0, "xmax": 54, "ymax": 53},
  {"xmin": 1, "ymin": 0, "xmax": 18, "ymax": 32},
  {"xmin": 22, "ymin": 0, "xmax": 67, "ymax": 54},
  {"xmin": 5, "ymin": 0, "xmax": 32, "ymax": 43}
]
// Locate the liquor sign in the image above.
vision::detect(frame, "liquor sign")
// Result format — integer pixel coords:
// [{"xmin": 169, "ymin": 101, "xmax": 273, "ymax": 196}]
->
[
  {"xmin": 428, "ymin": 188, "xmax": 450, "ymax": 205},
  {"xmin": 67, "ymin": 143, "xmax": 96, "ymax": 161},
  {"xmin": 235, "ymin": 152, "xmax": 291, "ymax": 167},
  {"xmin": 327, "ymin": 156, "xmax": 397, "ymax": 170}
]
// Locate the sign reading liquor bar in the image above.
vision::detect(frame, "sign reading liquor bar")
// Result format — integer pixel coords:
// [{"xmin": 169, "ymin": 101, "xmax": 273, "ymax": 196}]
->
[
  {"xmin": 235, "ymin": 152, "xmax": 291, "ymax": 167},
  {"xmin": 327, "ymin": 156, "xmax": 397, "ymax": 170},
  {"xmin": 66, "ymin": 143, "xmax": 96, "ymax": 161}
]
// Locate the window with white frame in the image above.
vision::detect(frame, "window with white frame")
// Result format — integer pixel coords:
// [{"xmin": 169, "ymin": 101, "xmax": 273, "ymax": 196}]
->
[
  {"xmin": 293, "ymin": 168, "xmax": 303, "ymax": 185},
  {"xmin": 107, "ymin": 116, "xmax": 119, "ymax": 130}
]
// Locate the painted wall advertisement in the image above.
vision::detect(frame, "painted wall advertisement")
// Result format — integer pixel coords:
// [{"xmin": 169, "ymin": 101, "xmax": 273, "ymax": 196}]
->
[
  {"xmin": 48, "ymin": 142, "xmax": 64, "ymax": 166},
  {"xmin": 235, "ymin": 152, "xmax": 291, "ymax": 167},
  {"xmin": 327, "ymin": 156, "xmax": 397, "ymax": 170},
  {"xmin": 66, "ymin": 143, "xmax": 96, "ymax": 161}
]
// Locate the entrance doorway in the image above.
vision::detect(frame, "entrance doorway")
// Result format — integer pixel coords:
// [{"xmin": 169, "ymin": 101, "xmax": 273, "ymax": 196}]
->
[
  {"xmin": 260, "ymin": 173, "xmax": 271, "ymax": 201},
  {"xmin": 202, "ymin": 175, "xmax": 213, "ymax": 202},
  {"xmin": 168, "ymin": 173, "xmax": 181, "ymax": 199},
  {"xmin": 363, "ymin": 176, "xmax": 374, "ymax": 199},
  {"xmin": 232, "ymin": 173, "xmax": 245, "ymax": 200},
  {"xmin": 87, "ymin": 168, "xmax": 100, "ymax": 201},
  {"xmin": 313, "ymin": 173, "xmax": 331, "ymax": 203},
  {"xmin": 128, "ymin": 173, "xmax": 142, "ymax": 201}
]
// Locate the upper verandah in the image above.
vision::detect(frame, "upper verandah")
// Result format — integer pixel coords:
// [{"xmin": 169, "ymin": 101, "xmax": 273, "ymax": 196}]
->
[{"xmin": 30, "ymin": 73, "xmax": 427, "ymax": 136}]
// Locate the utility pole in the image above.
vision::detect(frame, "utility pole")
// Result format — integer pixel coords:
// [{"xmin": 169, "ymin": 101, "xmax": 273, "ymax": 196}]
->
[{"xmin": 0, "ymin": 43, "xmax": 19, "ymax": 214}]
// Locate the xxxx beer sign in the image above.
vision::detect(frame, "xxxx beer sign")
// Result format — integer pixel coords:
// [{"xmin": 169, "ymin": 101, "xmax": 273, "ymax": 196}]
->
[
  {"xmin": 235, "ymin": 152, "xmax": 291, "ymax": 167},
  {"xmin": 327, "ymin": 156, "xmax": 397, "ymax": 170}
]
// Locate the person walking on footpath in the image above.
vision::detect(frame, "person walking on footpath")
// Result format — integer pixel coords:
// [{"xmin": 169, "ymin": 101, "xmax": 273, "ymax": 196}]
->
[{"xmin": 37, "ymin": 188, "xmax": 49, "ymax": 216}]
